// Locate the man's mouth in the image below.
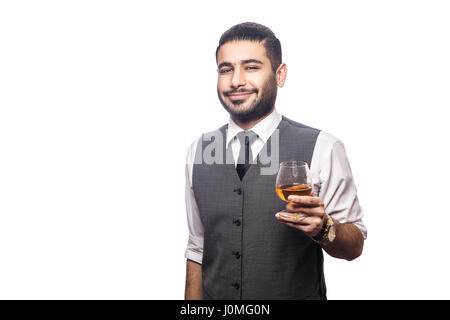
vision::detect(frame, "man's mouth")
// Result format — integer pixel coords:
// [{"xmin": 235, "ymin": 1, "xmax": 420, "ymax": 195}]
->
[{"xmin": 226, "ymin": 91, "xmax": 256, "ymax": 101}]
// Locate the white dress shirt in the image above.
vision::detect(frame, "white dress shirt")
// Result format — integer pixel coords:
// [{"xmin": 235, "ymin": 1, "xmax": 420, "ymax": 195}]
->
[{"xmin": 185, "ymin": 109, "xmax": 367, "ymax": 264}]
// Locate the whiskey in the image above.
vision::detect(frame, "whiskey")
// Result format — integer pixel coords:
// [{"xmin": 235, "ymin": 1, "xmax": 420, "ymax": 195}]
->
[{"xmin": 276, "ymin": 184, "xmax": 313, "ymax": 202}]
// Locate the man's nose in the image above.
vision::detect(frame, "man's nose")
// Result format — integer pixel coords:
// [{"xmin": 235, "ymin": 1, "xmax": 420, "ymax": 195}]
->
[{"xmin": 231, "ymin": 68, "xmax": 246, "ymax": 88}]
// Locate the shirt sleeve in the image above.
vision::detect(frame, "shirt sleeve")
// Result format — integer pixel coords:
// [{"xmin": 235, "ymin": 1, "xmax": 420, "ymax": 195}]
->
[
  {"xmin": 311, "ymin": 132, "xmax": 367, "ymax": 239},
  {"xmin": 184, "ymin": 138, "xmax": 204, "ymax": 264}
]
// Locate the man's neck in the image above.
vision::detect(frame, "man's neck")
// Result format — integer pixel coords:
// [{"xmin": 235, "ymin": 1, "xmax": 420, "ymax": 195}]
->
[{"xmin": 231, "ymin": 107, "xmax": 275, "ymax": 131}]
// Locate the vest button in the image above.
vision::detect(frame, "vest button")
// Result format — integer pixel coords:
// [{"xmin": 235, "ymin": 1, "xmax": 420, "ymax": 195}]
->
[
  {"xmin": 233, "ymin": 188, "xmax": 242, "ymax": 195},
  {"xmin": 232, "ymin": 282, "xmax": 240, "ymax": 290},
  {"xmin": 233, "ymin": 219, "xmax": 241, "ymax": 226},
  {"xmin": 232, "ymin": 251, "xmax": 241, "ymax": 259}
]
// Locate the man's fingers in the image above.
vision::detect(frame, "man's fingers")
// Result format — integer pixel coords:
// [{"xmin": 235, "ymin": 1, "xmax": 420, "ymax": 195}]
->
[
  {"xmin": 287, "ymin": 195, "xmax": 324, "ymax": 207},
  {"xmin": 276, "ymin": 212, "xmax": 310, "ymax": 225},
  {"xmin": 285, "ymin": 204, "xmax": 324, "ymax": 216},
  {"xmin": 276, "ymin": 212, "xmax": 325, "ymax": 236},
  {"xmin": 280, "ymin": 221, "xmax": 314, "ymax": 233}
]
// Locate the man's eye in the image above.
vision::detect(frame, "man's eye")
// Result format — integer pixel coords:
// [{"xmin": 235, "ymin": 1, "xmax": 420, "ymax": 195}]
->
[
  {"xmin": 246, "ymin": 66, "xmax": 259, "ymax": 70},
  {"xmin": 220, "ymin": 68, "xmax": 232, "ymax": 74}
]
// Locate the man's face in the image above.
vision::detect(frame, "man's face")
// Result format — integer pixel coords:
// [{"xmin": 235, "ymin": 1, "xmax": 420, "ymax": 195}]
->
[{"xmin": 217, "ymin": 40, "xmax": 278, "ymax": 122}]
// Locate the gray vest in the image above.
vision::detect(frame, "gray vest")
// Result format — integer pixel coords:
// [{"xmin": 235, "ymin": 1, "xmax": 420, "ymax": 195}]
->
[{"xmin": 192, "ymin": 116, "xmax": 325, "ymax": 300}]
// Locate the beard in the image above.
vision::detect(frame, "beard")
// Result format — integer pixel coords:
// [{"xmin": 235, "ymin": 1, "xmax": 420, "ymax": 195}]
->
[{"xmin": 217, "ymin": 74, "xmax": 278, "ymax": 122}]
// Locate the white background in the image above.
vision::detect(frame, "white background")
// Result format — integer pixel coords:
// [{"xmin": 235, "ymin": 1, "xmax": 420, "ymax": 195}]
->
[{"xmin": 1, "ymin": 0, "xmax": 449, "ymax": 299}]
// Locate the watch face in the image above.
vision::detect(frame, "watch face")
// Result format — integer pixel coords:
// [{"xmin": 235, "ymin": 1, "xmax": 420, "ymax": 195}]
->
[{"xmin": 328, "ymin": 225, "xmax": 336, "ymax": 242}]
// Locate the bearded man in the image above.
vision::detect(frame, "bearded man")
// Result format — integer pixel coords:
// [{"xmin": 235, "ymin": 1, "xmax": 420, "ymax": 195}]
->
[{"xmin": 184, "ymin": 22, "xmax": 367, "ymax": 300}]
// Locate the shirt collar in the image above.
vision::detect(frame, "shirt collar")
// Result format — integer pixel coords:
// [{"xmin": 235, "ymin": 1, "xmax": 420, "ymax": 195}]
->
[{"xmin": 226, "ymin": 108, "xmax": 282, "ymax": 147}]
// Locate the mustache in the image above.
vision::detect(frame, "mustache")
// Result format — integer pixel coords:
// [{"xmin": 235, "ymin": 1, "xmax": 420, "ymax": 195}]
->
[{"xmin": 224, "ymin": 88, "xmax": 258, "ymax": 96}]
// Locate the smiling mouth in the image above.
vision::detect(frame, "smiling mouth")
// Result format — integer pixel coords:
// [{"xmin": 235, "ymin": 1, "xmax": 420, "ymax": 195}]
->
[{"xmin": 227, "ymin": 92, "xmax": 255, "ymax": 100}]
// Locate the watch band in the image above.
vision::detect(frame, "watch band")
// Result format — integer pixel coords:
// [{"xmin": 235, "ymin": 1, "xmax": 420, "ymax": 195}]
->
[{"xmin": 313, "ymin": 214, "xmax": 335, "ymax": 246}]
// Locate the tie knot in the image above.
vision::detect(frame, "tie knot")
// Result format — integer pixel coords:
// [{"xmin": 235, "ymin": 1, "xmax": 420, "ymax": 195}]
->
[{"xmin": 236, "ymin": 130, "xmax": 258, "ymax": 145}]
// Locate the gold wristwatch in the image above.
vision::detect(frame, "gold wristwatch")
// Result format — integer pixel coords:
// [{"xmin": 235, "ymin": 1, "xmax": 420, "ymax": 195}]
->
[{"xmin": 313, "ymin": 214, "xmax": 336, "ymax": 246}]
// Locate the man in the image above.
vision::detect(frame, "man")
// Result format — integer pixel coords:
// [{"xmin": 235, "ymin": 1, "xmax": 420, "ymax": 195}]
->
[{"xmin": 184, "ymin": 22, "xmax": 367, "ymax": 300}]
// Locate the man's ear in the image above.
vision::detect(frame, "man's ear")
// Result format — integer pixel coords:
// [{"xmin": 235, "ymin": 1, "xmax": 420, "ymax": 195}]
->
[{"xmin": 276, "ymin": 63, "xmax": 287, "ymax": 87}]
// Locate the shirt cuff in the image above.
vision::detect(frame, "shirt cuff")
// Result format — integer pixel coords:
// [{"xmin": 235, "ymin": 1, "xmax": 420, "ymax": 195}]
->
[
  {"xmin": 185, "ymin": 249, "xmax": 203, "ymax": 265},
  {"xmin": 184, "ymin": 235, "xmax": 204, "ymax": 264}
]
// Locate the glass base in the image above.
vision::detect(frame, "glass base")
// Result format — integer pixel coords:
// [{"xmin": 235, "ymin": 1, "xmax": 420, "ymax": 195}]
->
[{"xmin": 278, "ymin": 210, "xmax": 307, "ymax": 221}]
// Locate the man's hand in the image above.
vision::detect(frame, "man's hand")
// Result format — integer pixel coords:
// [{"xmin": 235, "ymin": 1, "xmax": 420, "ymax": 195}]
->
[
  {"xmin": 275, "ymin": 195, "xmax": 364, "ymax": 260},
  {"xmin": 275, "ymin": 195, "xmax": 326, "ymax": 239}
]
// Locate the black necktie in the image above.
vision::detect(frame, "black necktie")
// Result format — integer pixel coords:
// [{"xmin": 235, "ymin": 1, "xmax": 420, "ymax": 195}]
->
[{"xmin": 236, "ymin": 130, "xmax": 257, "ymax": 180}]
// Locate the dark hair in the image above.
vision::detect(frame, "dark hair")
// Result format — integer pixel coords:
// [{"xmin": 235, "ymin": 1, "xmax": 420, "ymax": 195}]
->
[{"xmin": 215, "ymin": 22, "xmax": 282, "ymax": 73}]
